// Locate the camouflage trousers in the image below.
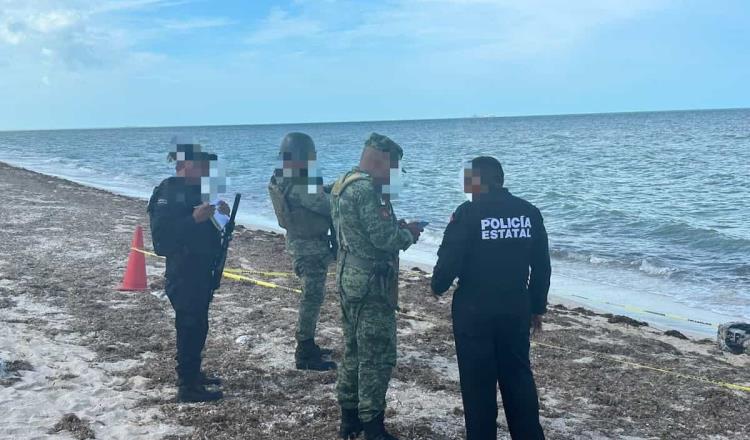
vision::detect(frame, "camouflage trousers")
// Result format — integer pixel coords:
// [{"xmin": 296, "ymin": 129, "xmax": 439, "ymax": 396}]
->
[
  {"xmin": 336, "ymin": 263, "xmax": 398, "ymax": 423},
  {"xmin": 293, "ymin": 254, "xmax": 333, "ymax": 342}
]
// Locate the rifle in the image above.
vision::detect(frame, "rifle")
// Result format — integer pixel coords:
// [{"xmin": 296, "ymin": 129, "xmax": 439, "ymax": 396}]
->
[{"xmin": 212, "ymin": 193, "xmax": 241, "ymax": 291}]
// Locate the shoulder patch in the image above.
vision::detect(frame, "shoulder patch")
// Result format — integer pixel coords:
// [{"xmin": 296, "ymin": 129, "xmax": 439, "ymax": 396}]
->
[{"xmin": 157, "ymin": 198, "xmax": 168, "ymax": 205}]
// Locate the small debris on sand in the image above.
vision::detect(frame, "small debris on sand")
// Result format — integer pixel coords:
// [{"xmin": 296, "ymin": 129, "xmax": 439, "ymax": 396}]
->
[
  {"xmin": 664, "ymin": 330, "xmax": 689, "ymax": 340},
  {"xmin": 48, "ymin": 414, "xmax": 96, "ymax": 440},
  {"xmin": 4, "ymin": 360, "xmax": 33, "ymax": 373},
  {"xmin": 608, "ymin": 314, "xmax": 649, "ymax": 327},
  {"xmin": 572, "ymin": 307, "xmax": 598, "ymax": 317},
  {"xmin": 0, "ymin": 359, "xmax": 34, "ymax": 386}
]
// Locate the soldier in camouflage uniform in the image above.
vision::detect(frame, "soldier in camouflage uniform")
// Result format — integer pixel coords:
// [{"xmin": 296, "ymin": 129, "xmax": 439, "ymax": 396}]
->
[
  {"xmin": 331, "ymin": 133, "xmax": 425, "ymax": 440},
  {"xmin": 269, "ymin": 133, "xmax": 337, "ymax": 371}
]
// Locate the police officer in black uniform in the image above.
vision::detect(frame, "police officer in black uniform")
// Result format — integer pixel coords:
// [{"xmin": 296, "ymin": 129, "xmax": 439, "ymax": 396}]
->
[
  {"xmin": 147, "ymin": 143, "xmax": 230, "ymax": 403},
  {"xmin": 431, "ymin": 156, "xmax": 551, "ymax": 439}
]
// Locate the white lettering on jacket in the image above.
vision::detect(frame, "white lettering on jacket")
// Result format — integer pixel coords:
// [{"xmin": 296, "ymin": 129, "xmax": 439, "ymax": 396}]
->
[{"xmin": 480, "ymin": 216, "xmax": 532, "ymax": 240}]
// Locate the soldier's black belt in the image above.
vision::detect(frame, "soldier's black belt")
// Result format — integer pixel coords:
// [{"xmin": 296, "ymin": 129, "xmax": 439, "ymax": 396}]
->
[{"xmin": 339, "ymin": 250, "xmax": 390, "ymax": 271}]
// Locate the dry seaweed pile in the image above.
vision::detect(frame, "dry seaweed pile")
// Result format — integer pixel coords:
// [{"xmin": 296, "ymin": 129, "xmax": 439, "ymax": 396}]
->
[
  {"xmin": 0, "ymin": 359, "xmax": 33, "ymax": 386},
  {"xmin": 48, "ymin": 414, "xmax": 96, "ymax": 440}
]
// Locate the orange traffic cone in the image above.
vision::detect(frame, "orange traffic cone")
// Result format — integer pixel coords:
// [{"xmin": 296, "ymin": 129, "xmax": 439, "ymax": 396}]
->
[{"xmin": 118, "ymin": 225, "xmax": 148, "ymax": 291}]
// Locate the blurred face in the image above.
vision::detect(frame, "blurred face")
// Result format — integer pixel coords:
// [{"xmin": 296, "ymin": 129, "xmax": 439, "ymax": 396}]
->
[
  {"xmin": 278, "ymin": 151, "xmax": 322, "ymax": 194},
  {"xmin": 358, "ymin": 146, "xmax": 404, "ymax": 201},
  {"xmin": 361, "ymin": 147, "xmax": 401, "ymax": 191},
  {"xmin": 382, "ymin": 158, "xmax": 402, "ymax": 197},
  {"xmin": 464, "ymin": 166, "xmax": 488, "ymax": 194},
  {"xmin": 176, "ymin": 160, "xmax": 210, "ymax": 180},
  {"xmin": 282, "ymin": 151, "xmax": 316, "ymax": 171}
]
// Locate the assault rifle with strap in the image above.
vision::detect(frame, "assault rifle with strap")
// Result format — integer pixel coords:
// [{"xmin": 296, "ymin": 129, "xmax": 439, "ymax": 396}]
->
[{"xmin": 212, "ymin": 193, "xmax": 241, "ymax": 291}]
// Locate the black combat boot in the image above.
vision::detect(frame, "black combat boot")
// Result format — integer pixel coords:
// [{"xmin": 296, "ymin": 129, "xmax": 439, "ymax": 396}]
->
[
  {"xmin": 363, "ymin": 412, "xmax": 399, "ymax": 440},
  {"xmin": 295, "ymin": 339, "xmax": 337, "ymax": 371},
  {"xmin": 314, "ymin": 341, "xmax": 334, "ymax": 357},
  {"xmin": 198, "ymin": 371, "xmax": 223, "ymax": 386},
  {"xmin": 339, "ymin": 407, "xmax": 363, "ymax": 439},
  {"xmin": 177, "ymin": 383, "xmax": 224, "ymax": 403}
]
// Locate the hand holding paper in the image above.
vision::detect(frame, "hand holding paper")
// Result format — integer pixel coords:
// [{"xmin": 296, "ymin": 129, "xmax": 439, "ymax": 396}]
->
[{"xmin": 210, "ymin": 199, "xmax": 231, "ymax": 230}]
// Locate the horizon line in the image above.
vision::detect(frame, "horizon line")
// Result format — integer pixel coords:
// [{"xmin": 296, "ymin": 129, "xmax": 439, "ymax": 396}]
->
[{"xmin": 1, "ymin": 105, "xmax": 748, "ymax": 133}]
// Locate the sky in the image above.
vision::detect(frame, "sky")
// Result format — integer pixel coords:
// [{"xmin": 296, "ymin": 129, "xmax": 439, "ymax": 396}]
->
[{"xmin": 0, "ymin": 0, "xmax": 748, "ymax": 130}]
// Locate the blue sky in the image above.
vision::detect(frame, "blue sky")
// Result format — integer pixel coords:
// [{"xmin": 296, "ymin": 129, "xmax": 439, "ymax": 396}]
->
[{"xmin": 0, "ymin": 0, "xmax": 748, "ymax": 130}]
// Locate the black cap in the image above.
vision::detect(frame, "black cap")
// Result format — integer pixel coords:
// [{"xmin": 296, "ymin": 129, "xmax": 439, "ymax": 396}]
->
[
  {"xmin": 167, "ymin": 144, "xmax": 216, "ymax": 162},
  {"xmin": 471, "ymin": 156, "xmax": 504, "ymax": 187}
]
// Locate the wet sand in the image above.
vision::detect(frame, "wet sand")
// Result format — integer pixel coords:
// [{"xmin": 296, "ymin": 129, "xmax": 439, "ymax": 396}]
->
[{"xmin": 0, "ymin": 161, "xmax": 748, "ymax": 439}]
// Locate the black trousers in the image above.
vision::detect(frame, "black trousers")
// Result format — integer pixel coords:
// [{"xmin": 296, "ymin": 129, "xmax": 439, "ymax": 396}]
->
[
  {"xmin": 452, "ymin": 295, "xmax": 544, "ymax": 440},
  {"xmin": 166, "ymin": 266, "xmax": 212, "ymax": 386}
]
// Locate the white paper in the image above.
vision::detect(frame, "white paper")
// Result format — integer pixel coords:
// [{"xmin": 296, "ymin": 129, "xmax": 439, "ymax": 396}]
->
[{"xmin": 210, "ymin": 199, "xmax": 230, "ymax": 230}]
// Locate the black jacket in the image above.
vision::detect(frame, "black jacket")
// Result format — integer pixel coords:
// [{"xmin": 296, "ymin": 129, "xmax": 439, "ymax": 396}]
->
[
  {"xmin": 431, "ymin": 188, "xmax": 551, "ymax": 315},
  {"xmin": 147, "ymin": 177, "xmax": 221, "ymax": 279}
]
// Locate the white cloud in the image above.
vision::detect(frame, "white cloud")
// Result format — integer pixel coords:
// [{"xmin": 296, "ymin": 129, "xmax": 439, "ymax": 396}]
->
[
  {"xmin": 27, "ymin": 10, "xmax": 79, "ymax": 33},
  {"xmin": 0, "ymin": 25, "xmax": 23, "ymax": 45},
  {"xmin": 160, "ymin": 17, "xmax": 235, "ymax": 31},
  {"xmin": 247, "ymin": 0, "xmax": 668, "ymax": 60},
  {"xmin": 92, "ymin": 0, "xmax": 192, "ymax": 14},
  {"xmin": 0, "ymin": 0, "xmax": 234, "ymax": 73},
  {"xmin": 246, "ymin": 7, "xmax": 323, "ymax": 45},
  {"xmin": 0, "ymin": 2, "xmax": 119, "ymax": 68}
]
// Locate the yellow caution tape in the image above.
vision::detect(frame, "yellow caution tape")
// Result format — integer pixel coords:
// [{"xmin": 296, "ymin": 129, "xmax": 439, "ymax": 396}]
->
[
  {"xmin": 225, "ymin": 267, "xmax": 338, "ymax": 277},
  {"xmin": 129, "ymin": 248, "xmax": 301, "ymax": 292},
  {"xmin": 222, "ymin": 271, "xmax": 302, "ymax": 294},
  {"xmin": 132, "ymin": 247, "xmax": 714, "ymax": 329},
  {"xmin": 132, "ymin": 247, "xmax": 426, "ymax": 279},
  {"xmin": 131, "ymin": 248, "xmax": 314, "ymax": 277},
  {"xmin": 569, "ymin": 294, "xmax": 718, "ymax": 327},
  {"xmin": 533, "ymin": 341, "xmax": 750, "ymax": 394},
  {"xmin": 131, "ymin": 247, "xmax": 165, "ymax": 259},
  {"xmin": 226, "ymin": 266, "xmax": 429, "ymax": 279},
  {"xmin": 224, "ymin": 268, "xmax": 295, "ymax": 277}
]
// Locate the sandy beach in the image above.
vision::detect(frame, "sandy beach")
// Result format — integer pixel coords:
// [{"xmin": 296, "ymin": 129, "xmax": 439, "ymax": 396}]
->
[{"xmin": 1, "ymin": 160, "xmax": 748, "ymax": 439}]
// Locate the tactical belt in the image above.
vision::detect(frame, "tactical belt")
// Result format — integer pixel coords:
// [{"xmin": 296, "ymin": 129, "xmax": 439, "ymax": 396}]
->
[
  {"xmin": 286, "ymin": 232, "xmax": 329, "ymax": 240},
  {"xmin": 340, "ymin": 250, "xmax": 399, "ymax": 310},
  {"xmin": 339, "ymin": 250, "xmax": 381, "ymax": 270}
]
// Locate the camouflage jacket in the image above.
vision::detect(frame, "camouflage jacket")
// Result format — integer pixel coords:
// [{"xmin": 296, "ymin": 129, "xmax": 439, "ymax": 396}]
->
[
  {"xmin": 271, "ymin": 174, "xmax": 333, "ymax": 257},
  {"xmin": 331, "ymin": 168, "xmax": 414, "ymax": 263}
]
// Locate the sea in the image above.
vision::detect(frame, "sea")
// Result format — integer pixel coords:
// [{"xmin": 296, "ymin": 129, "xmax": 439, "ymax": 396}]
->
[{"xmin": 1, "ymin": 109, "xmax": 748, "ymax": 334}]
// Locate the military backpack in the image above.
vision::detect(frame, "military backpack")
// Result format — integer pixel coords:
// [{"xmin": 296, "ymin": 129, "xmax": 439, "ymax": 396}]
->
[{"xmin": 268, "ymin": 176, "xmax": 330, "ymax": 238}]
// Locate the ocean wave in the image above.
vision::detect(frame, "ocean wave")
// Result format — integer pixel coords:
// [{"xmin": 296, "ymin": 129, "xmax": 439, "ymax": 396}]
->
[
  {"xmin": 646, "ymin": 221, "xmax": 750, "ymax": 254},
  {"xmin": 732, "ymin": 264, "xmax": 750, "ymax": 277},
  {"xmin": 636, "ymin": 259, "xmax": 680, "ymax": 277},
  {"xmin": 550, "ymin": 249, "xmax": 683, "ymax": 279},
  {"xmin": 720, "ymin": 133, "xmax": 750, "ymax": 140}
]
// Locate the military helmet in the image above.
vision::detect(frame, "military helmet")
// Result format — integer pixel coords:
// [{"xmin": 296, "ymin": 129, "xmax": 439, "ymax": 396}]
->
[{"xmin": 279, "ymin": 132, "xmax": 316, "ymax": 161}]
